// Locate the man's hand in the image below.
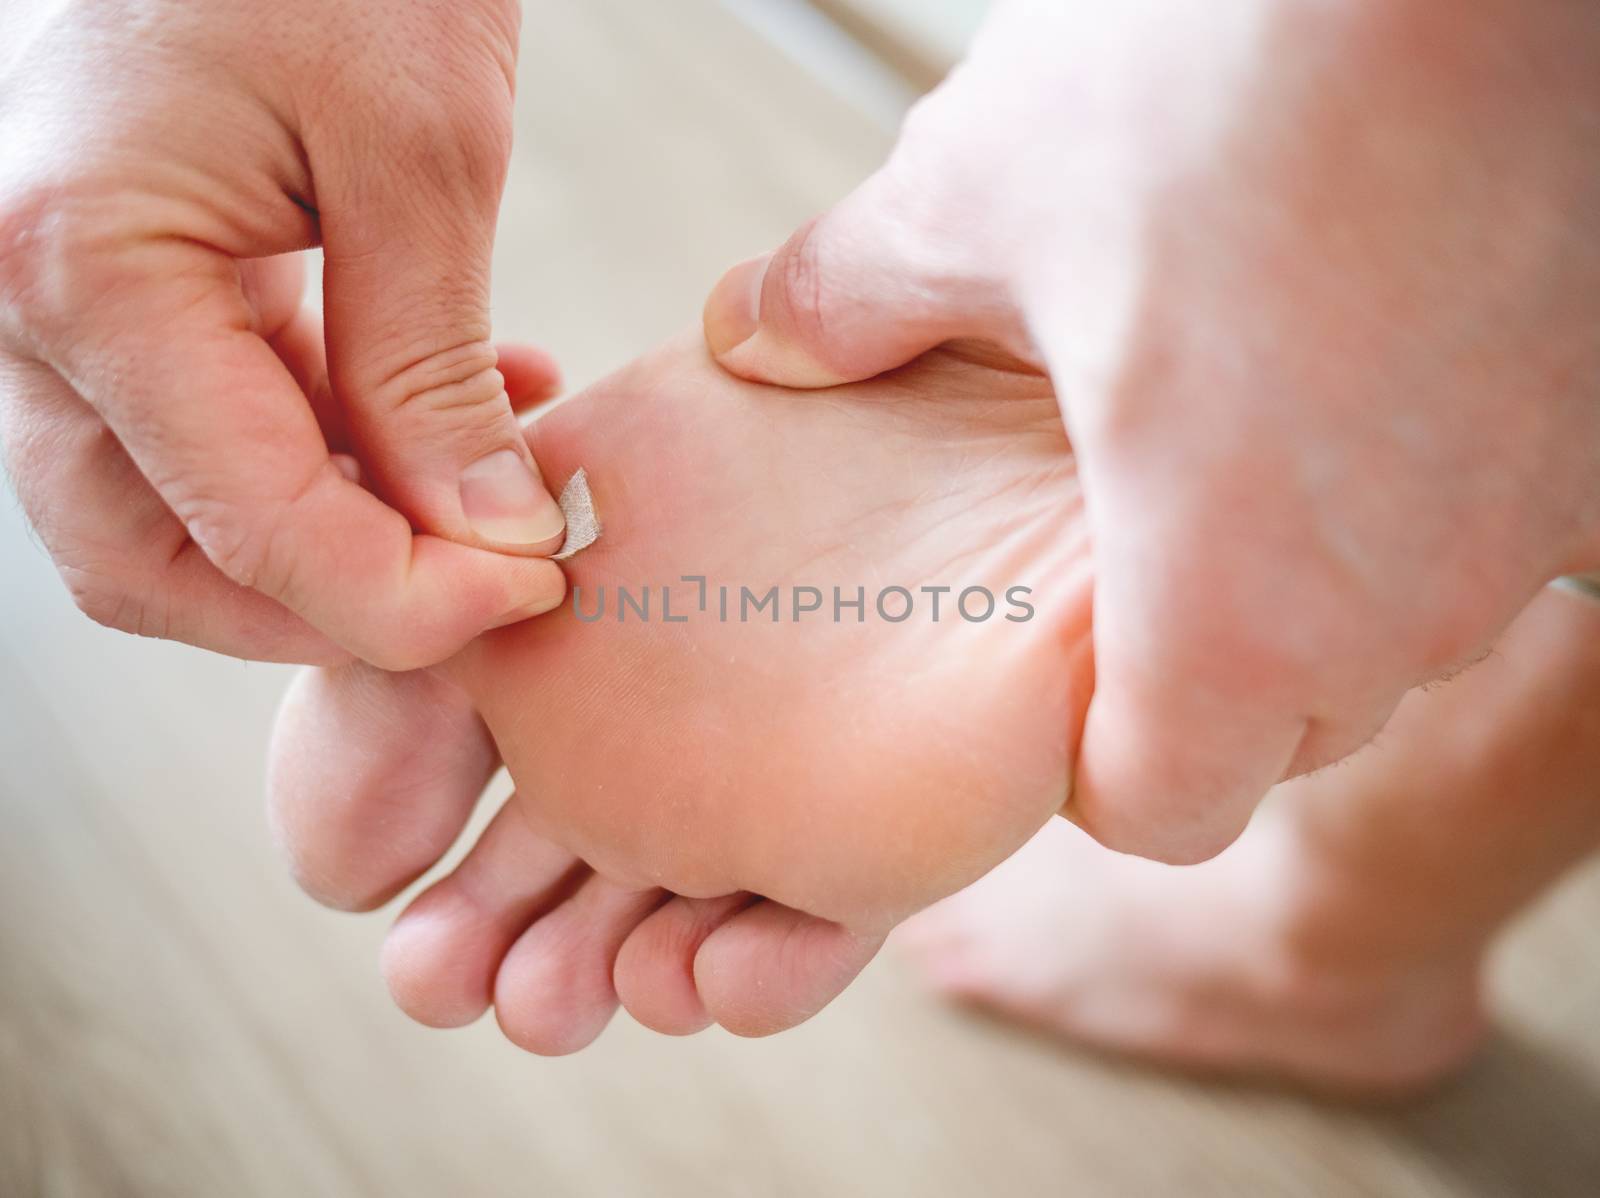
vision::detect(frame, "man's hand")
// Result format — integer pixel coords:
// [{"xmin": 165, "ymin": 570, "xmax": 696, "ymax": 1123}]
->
[
  {"xmin": 0, "ymin": 0, "xmax": 566, "ymax": 669},
  {"xmin": 702, "ymin": 0, "xmax": 1600, "ymax": 862}
]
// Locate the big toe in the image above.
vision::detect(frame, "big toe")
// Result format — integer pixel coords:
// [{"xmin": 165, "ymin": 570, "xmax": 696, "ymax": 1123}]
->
[{"xmin": 268, "ymin": 664, "xmax": 496, "ymax": 911}]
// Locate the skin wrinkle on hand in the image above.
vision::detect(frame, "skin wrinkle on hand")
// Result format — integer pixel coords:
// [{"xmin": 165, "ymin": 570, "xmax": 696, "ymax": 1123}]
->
[{"xmin": 552, "ymin": 468, "xmax": 601, "ymax": 561}]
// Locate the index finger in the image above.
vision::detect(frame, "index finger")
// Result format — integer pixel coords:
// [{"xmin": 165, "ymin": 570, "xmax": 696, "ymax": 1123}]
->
[{"xmin": 48, "ymin": 240, "xmax": 564, "ymax": 670}]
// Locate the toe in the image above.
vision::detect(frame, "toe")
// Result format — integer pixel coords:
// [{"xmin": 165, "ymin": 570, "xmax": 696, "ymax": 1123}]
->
[
  {"xmin": 613, "ymin": 894, "xmax": 752, "ymax": 1035},
  {"xmin": 694, "ymin": 901, "xmax": 885, "ymax": 1038},
  {"xmin": 896, "ymin": 819, "xmax": 1099, "ymax": 1003},
  {"xmin": 267, "ymin": 663, "xmax": 495, "ymax": 911},
  {"xmin": 494, "ymin": 874, "xmax": 666, "ymax": 1056},
  {"xmin": 894, "ymin": 901, "xmax": 999, "ymax": 1002},
  {"xmin": 383, "ymin": 798, "xmax": 587, "ymax": 1028}
]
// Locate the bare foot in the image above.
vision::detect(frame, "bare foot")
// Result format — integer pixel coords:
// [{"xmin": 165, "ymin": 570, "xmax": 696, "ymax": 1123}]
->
[
  {"xmin": 902, "ymin": 584, "xmax": 1600, "ymax": 1095},
  {"xmin": 898, "ymin": 815, "xmax": 1487, "ymax": 1095},
  {"xmin": 270, "ymin": 332, "xmax": 1095, "ymax": 1052}
]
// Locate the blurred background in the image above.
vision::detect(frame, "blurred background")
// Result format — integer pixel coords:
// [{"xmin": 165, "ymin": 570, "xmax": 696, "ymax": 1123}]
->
[{"xmin": 4, "ymin": 1, "xmax": 1600, "ymax": 1194}]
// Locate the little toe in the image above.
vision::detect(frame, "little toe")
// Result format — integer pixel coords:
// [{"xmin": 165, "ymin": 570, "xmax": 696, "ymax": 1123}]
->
[
  {"xmin": 613, "ymin": 894, "xmax": 753, "ymax": 1036},
  {"xmin": 693, "ymin": 902, "xmax": 886, "ymax": 1038},
  {"xmin": 268, "ymin": 663, "xmax": 495, "ymax": 911},
  {"xmin": 894, "ymin": 899, "xmax": 1003, "ymax": 1001},
  {"xmin": 494, "ymin": 875, "xmax": 667, "ymax": 1056},
  {"xmin": 383, "ymin": 799, "xmax": 587, "ymax": 1028}
]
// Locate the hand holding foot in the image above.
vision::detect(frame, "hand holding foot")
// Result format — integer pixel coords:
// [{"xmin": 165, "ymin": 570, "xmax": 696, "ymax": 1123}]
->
[{"xmin": 705, "ymin": 0, "xmax": 1600, "ymax": 862}]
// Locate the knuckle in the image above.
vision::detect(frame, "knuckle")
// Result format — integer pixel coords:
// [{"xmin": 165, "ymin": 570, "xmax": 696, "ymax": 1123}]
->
[
  {"xmin": 178, "ymin": 473, "xmax": 317, "ymax": 603},
  {"xmin": 385, "ymin": 79, "xmax": 514, "ymax": 196},
  {"xmin": 0, "ymin": 186, "xmax": 64, "ymax": 349},
  {"xmin": 452, "ymin": 96, "xmax": 515, "ymax": 175},
  {"xmin": 771, "ymin": 220, "xmax": 833, "ymax": 348},
  {"xmin": 0, "ymin": 182, "xmax": 135, "ymax": 351},
  {"xmin": 371, "ymin": 340, "xmax": 507, "ymax": 425},
  {"xmin": 62, "ymin": 565, "xmax": 142, "ymax": 634},
  {"xmin": 175, "ymin": 462, "xmax": 335, "ymax": 599},
  {"xmin": 415, "ymin": 90, "xmax": 511, "ymax": 161},
  {"xmin": 184, "ymin": 497, "xmax": 277, "ymax": 592},
  {"xmin": 242, "ymin": 562, "xmax": 455, "ymax": 672},
  {"xmin": 766, "ymin": 163, "xmax": 1004, "ymax": 372},
  {"xmin": 311, "ymin": 48, "xmax": 515, "ymax": 226}
]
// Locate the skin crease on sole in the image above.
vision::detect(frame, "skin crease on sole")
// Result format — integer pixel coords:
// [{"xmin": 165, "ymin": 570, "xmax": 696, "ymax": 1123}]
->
[{"xmin": 270, "ymin": 331, "xmax": 1095, "ymax": 1053}]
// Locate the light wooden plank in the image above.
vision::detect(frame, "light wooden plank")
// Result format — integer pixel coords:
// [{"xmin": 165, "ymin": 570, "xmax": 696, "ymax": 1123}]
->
[{"xmin": 805, "ymin": 0, "xmax": 986, "ymax": 88}]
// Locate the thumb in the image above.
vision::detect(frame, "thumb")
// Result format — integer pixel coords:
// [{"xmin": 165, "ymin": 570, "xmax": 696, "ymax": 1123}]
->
[
  {"xmin": 314, "ymin": 80, "xmax": 565, "ymax": 555},
  {"xmin": 704, "ymin": 169, "xmax": 1019, "ymax": 388}
]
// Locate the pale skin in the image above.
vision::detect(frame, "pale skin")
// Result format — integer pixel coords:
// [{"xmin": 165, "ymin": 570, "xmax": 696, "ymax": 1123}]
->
[
  {"xmin": 273, "ymin": 333, "xmax": 1096, "ymax": 1048},
  {"xmin": 1, "ymin": 0, "xmax": 1594, "ymax": 869},
  {"xmin": 0, "ymin": 0, "xmax": 568, "ymax": 669},
  {"xmin": 6, "ymin": 0, "xmax": 1599, "ymax": 1091},
  {"xmin": 702, "ymin": 0, "xmax": 1600, "ymax": 862},
  {"xmin": 275, "ymin": 336, "xmax": 1600, "ymax": 1093},
  {"xmin": 902, "ymin": 582, "xmax": 1600, "ymax": 1094}
]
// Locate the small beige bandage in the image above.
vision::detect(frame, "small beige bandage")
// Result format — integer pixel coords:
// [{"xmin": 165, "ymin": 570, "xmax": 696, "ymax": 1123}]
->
[{"xmin": 552, "ymin": 468, "xmax": 601, "ymax": 561}]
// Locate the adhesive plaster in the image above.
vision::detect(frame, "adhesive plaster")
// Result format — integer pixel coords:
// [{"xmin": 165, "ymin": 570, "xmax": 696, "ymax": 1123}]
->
[{"xmin": 552, "ymin": 468, "xmax": 601, "ymax": 561}]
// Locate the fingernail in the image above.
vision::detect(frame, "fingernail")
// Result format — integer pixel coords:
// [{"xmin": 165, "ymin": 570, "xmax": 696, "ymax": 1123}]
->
[
  {"xmin": 460, "ymin": 449, "xmax": 566, "ymax": 547},
  {"xmin": 703, "ymin": 253, "xmax": 771, "ymax": 357},
  {"xmin": 490, "ymin": 584, "xmax": 566, "ymax": 629}
]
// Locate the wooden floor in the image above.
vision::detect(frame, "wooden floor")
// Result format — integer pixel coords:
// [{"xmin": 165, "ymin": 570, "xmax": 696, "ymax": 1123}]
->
[{"xmin": 4, "ymin": 2, "xmax": 1600, "ymax": 1194}]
